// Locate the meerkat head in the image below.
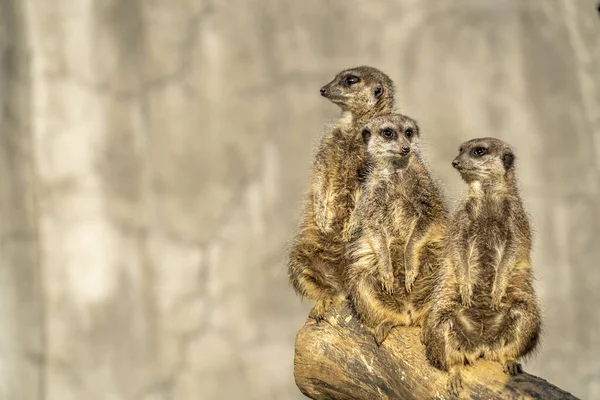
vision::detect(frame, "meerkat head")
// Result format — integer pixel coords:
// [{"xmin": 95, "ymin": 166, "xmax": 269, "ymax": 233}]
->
[
  {"xmin": 319, "ymin": 66, "xmax": 394, "ymax": 118},
  {"xmin": 360, "ymin": 114, "xmax": 420, "ymax": 167},
  {"xmin": 452, "ymin": 137, "xmax": 516, "ymax": 185}
]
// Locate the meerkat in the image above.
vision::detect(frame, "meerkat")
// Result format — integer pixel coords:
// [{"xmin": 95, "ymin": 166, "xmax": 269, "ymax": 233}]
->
[
  {"xmin": 422, "ymin": 138, "xmax": 541, "ymax": 396},
  {"xmin": 288, "ymin": 66, "xmax": 396, "ymax": 321},
  {"xmin": 346, "ymin": 114, "xmax": 448, "ymax": 346}
]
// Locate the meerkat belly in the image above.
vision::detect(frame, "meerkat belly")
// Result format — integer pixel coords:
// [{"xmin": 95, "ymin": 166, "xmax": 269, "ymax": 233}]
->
[
  {"xmin": 456, "ymin": 307, "xmax": 507, "ymax": 349},
  {"xmin": 468, "ymin": 221, "xmax": 507, "ymax": 294},
  {"xmin": 460, "ymin": 230, "xmax": 510, "ymax": 344}
]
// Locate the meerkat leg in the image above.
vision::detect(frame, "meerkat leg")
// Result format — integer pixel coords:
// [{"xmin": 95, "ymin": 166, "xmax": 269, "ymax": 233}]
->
[
  {"xmin": 309, "ymin": 291, "xmax": 345, "ymax": 322},
  {"xmin": 342, "ymin": 187, "xmax": 363, "ymax": 242},
  {"xmin": 351, "ymin": 274, "xmax": 410, "ymax": 345},
  {"xmin": 374, "ymin": 320, "xmax": 397, "ymax": 346},
  {"xmin": 425, "ymin": 319, "xmax": 467, "ymax": 395},
  {"xmin": 299, "ymin": 267, "xmax": 343, "ymax": 322},
  {"xmin": 424, "ymin": 313, "xmax": 473, "ymax": 396},
  {"xmin": 313, "ymin": 175, "xmax": 336, "ymax": 234},
  {"xmin": 403, "ymin": 219, "xmax": 421, "ymax": 293},
  {"xmin": 372, "ymin": 314, "xmax": 412, "ymax": 346},
  {"xmin": 459, "ymin": 245, "xmax": 475, "ymax": 308},
  {"xmin": 288, "ymin": 243, "xmax": 343, "ymax": 322},
  {"xmin": 491, "ymin": 233, "xmax": 517, "ymax": 310},
  {"xmin": 496, "ymin": 301, "xmax": 541, "ymax": 374},
  {"xmin": 422, "ymin": 318, "xmax": 449, "ymax": 370},
  {"xmin": 367, "ymin": 230, "xmax": 394, "ymax": 295}
]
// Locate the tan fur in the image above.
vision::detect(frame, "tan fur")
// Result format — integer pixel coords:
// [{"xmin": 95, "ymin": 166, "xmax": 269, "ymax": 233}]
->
[
  {"xmin": 422, "ymin": 138, "xmax": 542, "ymax": 396},
  {"xmin": 288, "ymin": 67, "xmax": 396, "ymax": 320},
  {"xmin": 346, "ymin": 114, "xmax": 448, "ymax": 345}
]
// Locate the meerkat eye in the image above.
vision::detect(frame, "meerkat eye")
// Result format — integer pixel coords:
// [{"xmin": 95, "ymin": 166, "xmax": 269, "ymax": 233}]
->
[
  {"xmin": 344, "ymin": 75, "xmax": 359, "ymax": 85},
  {"xmin": 472, "ymin": 147, "xmax": 487, "ymax": 157},
  {"xmin": 405, "ymin": 128, "xmax": 414, "ymax": 139},
  {"xmin": 381, "ymin": 128, "xmax": 396, "ymax": 139}
]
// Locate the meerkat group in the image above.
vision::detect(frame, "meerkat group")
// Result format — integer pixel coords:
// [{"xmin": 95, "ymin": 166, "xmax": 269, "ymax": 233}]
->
[{"xmin": 288, "ymin": 66, "xmax": 541, "ymax": 397}]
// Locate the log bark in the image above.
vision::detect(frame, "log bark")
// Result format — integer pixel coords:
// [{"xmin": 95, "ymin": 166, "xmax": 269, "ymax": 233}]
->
[{"xmin": 294, "ymin": 301, "xmax": 578, "ymax": 400}]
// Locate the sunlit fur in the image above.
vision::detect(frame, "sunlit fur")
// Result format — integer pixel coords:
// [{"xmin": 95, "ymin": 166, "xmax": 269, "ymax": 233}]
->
[
  {"xmin": 288, "ymin": 67, "xmax": 396, "ymax": 320},
  {"xmin": 346, "ymin": 114, "xmax": 448, "ymax": 345},
  {"xmin": 422, "ymin": 137, "xmax": 541, "ymax": 396}
]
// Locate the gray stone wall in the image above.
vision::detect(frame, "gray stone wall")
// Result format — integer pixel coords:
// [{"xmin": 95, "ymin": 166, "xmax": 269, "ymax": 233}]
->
[{"xmin": 0, "ymin": 0, "xmax": 598, "ymax": 399}]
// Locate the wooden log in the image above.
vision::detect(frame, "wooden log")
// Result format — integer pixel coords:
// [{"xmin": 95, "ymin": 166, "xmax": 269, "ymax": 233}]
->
[{"xmin": 294, "ymin": 301, "xmax": 578, "ymax": 400}]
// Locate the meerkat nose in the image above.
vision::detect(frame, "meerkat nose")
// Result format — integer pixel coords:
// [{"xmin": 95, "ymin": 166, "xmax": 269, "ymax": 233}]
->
[
  {"xmin": 320, "ymin": 87, "xmax": 328, "ymax": 96},
  {"xmin": 452, "ymin": 160, "xmax": 461, "ymax": 168},
  {"xmin": 401, "ymin": 145, "xmax": 410, "ymax": 154}
]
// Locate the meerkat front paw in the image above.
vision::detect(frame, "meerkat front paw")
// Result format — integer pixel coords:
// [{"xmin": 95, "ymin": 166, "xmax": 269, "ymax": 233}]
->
[
  {"xmin": 459, "ymin": 283, "xmax": 473, "ymax": 308},
  {"xmin": 342, "ymin": 218, "xmax": 360, "ymax": 242},
  {"xmin": 419, "ymin": 328, "xmax": 427, "ymax": 346},
  {"xmin": 315, "ymin": 213, "xmax": 332, "ymax": 233},
  {"xmin": 490, "ymin": 288, "xmax": 504, "ymax": 311},
  {"xmin": 405, "ymin": 267, "xmax": 418, "ymax": 293},
  {"xmin": 379, "ymin": 269, "xmax": 394, "ymax": 295}
]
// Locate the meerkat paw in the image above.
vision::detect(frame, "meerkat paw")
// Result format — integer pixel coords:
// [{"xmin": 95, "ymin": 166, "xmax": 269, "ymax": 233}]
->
[
  {"xmin": 447, "ymin": 373, "xmax": 464, "ymax": 397},
  {"xmin": 459, "ymin": 284, "xmax": 473, "ymax": 308},
  {"xmin": 315, "ymin": 215, "xmax": 332, "ymax": 234},
  {"xmin": 419, "ymin": 329, "xmax": 427, "ymax": 346},
  {"xmin": 421, "ymin": 261, "xmax": 434, "ymax": 274},
  {"xmin": 502, "ymin": 360, "xmax": 522, "ymax": 376},
  {"xmin": 374, "ymin": 321, "xmax": 396, "ymax": 347},
  {"xmin": 342, "ymin": 219, "xmax": 360, "ymax": 242},
  {"xmin": 405, "ymin": 268, "xmax": 418, "ymax": 293},
  {"xmin": 309, "ymin": 297, "xmax": 332, "ymax": 322},
  {"xmin": 379, "ymin": 270, "xmax": 394, "ymax": 295},
  {"xmin": 490, "ymin": 289, "xmax": 504, "ymax": 311}
]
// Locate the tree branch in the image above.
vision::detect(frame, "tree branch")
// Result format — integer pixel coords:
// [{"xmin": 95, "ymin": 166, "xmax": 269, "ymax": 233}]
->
[{"xmin": 294, "ymin": 301, "xmax": 578, "ymax": 400}]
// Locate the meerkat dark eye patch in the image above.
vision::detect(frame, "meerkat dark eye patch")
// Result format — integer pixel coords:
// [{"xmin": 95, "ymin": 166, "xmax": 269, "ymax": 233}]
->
[
  {"xmin": 472, "ymin": 147, "xmax": 487, "ymax": 157},
  {"xmin": 343, "ymin": 75, "xmax": 359, "ymax": 85},
  {"xmin": 374, "ymin": 83, "xmax": 383, "ymax": 99},
  {"xmin": 502, "ymin": 152, "xmax": 515, "ymax": 170},
  {"xmin": 361, "ymin": 128, "xmax": 372, "ymax": 145},
  {"xmin": 381, "ymin": 128, "xmax": 396, "ymax": 140},
  {"xmin": 405, "ymin": 128, "xmax": 413, "ymax": 139}
]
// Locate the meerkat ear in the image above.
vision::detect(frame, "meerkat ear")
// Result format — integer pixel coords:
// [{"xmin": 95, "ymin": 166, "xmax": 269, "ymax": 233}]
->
[
  {"xmin": 502, "ymin": 151, "xmax": 515, "ymax": 170},
  {"xmin": 361, "ymin": 128, "xmax": 372, "ymax": 145},
  {"xmin": 374, "ymin": 83, "xmax": 384, "ymax": 99}
]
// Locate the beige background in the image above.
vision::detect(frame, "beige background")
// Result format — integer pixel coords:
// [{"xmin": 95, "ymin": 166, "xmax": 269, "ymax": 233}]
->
[{"xmin": 0, "ymin": 0, "xmax": 599, "ymax": 399}]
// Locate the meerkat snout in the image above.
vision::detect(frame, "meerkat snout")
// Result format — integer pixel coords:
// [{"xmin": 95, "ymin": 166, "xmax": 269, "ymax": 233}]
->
[
  {"xmin": 320, "ymin": 86, "xmax": 328, "ymax": 96},
  {"xmin": 452, "ymin": 159, "xmax": 460, "ymax": 168},
  {"xmin": 401, "ymin": 145, "xmax": 410, "ymax": 155}
]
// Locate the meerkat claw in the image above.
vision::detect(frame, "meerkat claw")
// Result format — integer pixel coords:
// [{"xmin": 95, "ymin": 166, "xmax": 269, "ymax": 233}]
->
[
  {"xmin": 503, "ymin": 360, "xmax": 522, "ymax": 376},
  {"xmin": 447, "ymin": 374, "xmax": 464, "ymax": 396}
]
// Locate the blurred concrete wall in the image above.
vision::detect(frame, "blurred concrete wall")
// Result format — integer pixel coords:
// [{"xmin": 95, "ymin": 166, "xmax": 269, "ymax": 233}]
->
[{"xmin": 0, "ymin": 0, "xmax": 598, "ymax": 399}]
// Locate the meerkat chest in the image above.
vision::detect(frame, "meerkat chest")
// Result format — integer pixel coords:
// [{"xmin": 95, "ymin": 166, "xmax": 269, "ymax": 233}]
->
[
  {"xmin": 465, "ymin": 199, "xmax": 509, "ymax": 235},
  {"xmin": 368, "ymin": 184, "xmax": 418, "ymax": 238},
  {"xmin": 466, "ymin": 216, "xmax": 508, "ymax": 280}
]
